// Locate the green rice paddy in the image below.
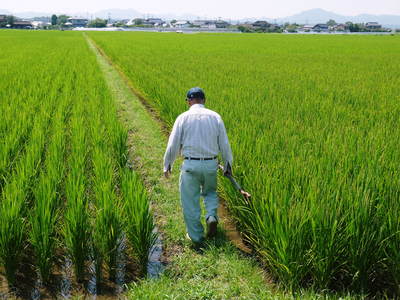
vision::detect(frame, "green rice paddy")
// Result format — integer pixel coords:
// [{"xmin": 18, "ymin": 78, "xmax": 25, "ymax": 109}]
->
[{"xmin": 1, "ymin": 30, "xmax": 399, "ymax": 297}]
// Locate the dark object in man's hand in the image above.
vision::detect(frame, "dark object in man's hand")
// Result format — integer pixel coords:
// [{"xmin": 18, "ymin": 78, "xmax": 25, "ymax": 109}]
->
[{"xmin": 224, "ymin": 163, "xmax": 232, "ymax": 177}]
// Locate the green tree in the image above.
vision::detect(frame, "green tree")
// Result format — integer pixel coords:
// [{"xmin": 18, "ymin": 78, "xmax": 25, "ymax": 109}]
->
[
  {"xmin": 346, "ymin": 22, "xmax": 354, "ymax": 31},
  {"xmin": 5, "ymin": 15, "xmax": 16, "ymax": 27},
  {"xmin": 0, "ymin": 16, "xmax": 7, "ymax": 27},
  {"xmin": 113, "ymin": 21, "xmax": 125, "ymax": 27},
  {"xmin": 286, "ymin": 24, "xmax": 298, "ymax": 33},
  {"xmin": 346, "ymin": 22, "xmax": 362, "ymax": 32},
  {"xmin": 51, "ymin": 14, "xmax": 58, "ymax": 26},
  {"xmin": 88, "ymin": 18, "xmax": 107, "ymax": 28},
  {"xmin": 57, "ymin": 15, "xmax": 69, "ymax": 25},
  {"xmin": 327, "ymin": 19, "xmax": 336, "ymax": 27},
  {"xmin": 133, "ymin": 18, "xmax": 143, "ymax": 26},
  {"xmin": 237, "ymin": 25, "xmax": 252, "ymax": 33}
]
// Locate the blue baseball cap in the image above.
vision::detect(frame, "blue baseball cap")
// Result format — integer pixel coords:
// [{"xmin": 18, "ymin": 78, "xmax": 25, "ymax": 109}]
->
[{"xmin": 186, "ymin": 87, "xmax": 205, "ymax": 100}]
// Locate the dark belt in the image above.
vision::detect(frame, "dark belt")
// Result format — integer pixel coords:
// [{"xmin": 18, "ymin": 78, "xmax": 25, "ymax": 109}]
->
[{"xmin": 184, "ymin": 156, "xmax": 217, "ymax": 160}]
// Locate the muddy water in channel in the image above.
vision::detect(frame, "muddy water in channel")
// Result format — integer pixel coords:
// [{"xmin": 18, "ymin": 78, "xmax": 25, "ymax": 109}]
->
[
  {"xmin": 0, "ymin": 203, "xmax": 247, "ymax": 299},
  {"xmin": 0, "ymin": 233, "xmax": 165, "ymax": 299}
]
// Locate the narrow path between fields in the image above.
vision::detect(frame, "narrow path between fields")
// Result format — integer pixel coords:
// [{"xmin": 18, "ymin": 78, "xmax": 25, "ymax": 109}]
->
[{"xmin": 85, "ymin": 34, "xmax": 279, "ymax": 299}]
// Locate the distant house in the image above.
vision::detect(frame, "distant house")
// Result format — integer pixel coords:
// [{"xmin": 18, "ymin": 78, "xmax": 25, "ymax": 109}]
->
[
  {"xmin": 174, "ymin": 21, "xmax": 190, "ymax": 28},
  {"xmin": 302, "ymin": 25, "xmax": 314, "ymax": 31},
  {"xmin": 252, "ymin": 20, "xmax": 270, "ymax": 28},
  {"xmin": 126, "ymin": 18, "xmax": 142, "ymax": 26},
  {"xmin": 0, "ymin": 15, "xmax": 6, "ymax": 23},
  {"xmin": 67, "ymin": 18, "xmax": 88, "ymax": 27},
  {"xmin": 31, "ymin": 21, "xmax": 50, "ymax": 29},
  {"xmin": 12, "ymin": 21, "xmax": 32, "ymax": 29},
  {"xmin": 215, "ymin": 20, "xmax": 230, "ymax": 28},
  {"xmin": 269, "ymin": 24, "xmax": 281, "ymax": 31},
  {"xmin": 332, "ymin": 23, "xmax": 347, "ymax": 31},
  {"xmin": 192, "ymin": 20, "xmax": 217, "ymax": 29},
  {"xmin": 365, "ymin": 22, "xmax": 382, "ymax": 30},
  {"xmin": 143, "ymin": 18, "xmax": 164, "ymax": 26},
  {"xmin": 192, "ymin": 20, "xmax": 208, "ymax": 26},
  {"xmin": 190, "ymin": 19, "xmax": 230, "ymax": 29},
  {"xmin": 313, "ymin": 24, "xmax": 329, "ymax": 32}
]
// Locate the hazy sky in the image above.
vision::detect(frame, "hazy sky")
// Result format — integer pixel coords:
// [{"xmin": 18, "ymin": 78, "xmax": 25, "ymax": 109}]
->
[{"xmin": 4, "ymin": 0, "xmax": 400, "ymax": 18}]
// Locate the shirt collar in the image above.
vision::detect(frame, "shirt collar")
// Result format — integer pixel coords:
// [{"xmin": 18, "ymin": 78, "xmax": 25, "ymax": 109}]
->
[{"xmin": 189, "ymin": 104, "xmax": 205, "ymax": 110}]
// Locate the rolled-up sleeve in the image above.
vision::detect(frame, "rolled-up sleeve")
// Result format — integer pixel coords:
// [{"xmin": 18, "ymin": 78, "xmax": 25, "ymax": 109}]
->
[
  {"xmin": 163, "ymin": 116, "xmax": 183, "ymax": 172},
  {"xmin": 217, "ymin": 117, "xmax": 233, "ymax": 170}
]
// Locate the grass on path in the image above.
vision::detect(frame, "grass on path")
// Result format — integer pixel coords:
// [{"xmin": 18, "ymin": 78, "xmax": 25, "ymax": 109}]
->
[{"xmin": 85, "ymin": 34, "xmax": 360, "ymax": 300}]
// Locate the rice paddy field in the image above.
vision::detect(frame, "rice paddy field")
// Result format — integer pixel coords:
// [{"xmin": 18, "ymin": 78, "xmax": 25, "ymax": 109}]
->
[
  {"xmin": 0, "ymin": 31, "xmax": 155, "ymax": 296},
  {"xmin": 89, "ymin": 32, "xmax": 400, "ymax": 295},
  {"xmin": 1, "ymin": 29, "xmax": 400, "ymax": 298}
]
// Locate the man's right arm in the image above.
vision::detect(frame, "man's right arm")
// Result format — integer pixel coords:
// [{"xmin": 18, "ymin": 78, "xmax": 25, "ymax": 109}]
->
[{"xmin": 163, "ymin": 116, "xmax": 183, "ymax": 174}]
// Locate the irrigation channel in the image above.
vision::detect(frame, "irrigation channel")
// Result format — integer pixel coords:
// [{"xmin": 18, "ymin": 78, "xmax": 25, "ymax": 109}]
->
[{"xmin": 0, "ymin": 237, "xmax": 160, "ymax": 299}]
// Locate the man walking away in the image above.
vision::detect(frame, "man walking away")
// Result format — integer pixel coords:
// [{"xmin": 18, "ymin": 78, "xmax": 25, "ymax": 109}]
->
[{"xmin": 163, "ymin": 87, "xmax": 233, "ymax": 244}]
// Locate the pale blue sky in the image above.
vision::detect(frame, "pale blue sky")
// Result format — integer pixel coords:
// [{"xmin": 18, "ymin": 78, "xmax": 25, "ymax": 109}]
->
[{"xmin": 4, "ymin": 0, "xmax": 400, "ymax": 18}]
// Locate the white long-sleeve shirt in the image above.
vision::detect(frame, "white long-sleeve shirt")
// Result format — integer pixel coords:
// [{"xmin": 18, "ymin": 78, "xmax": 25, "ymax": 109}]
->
[{"xmin": 163, "ymin": 104, "xmax": 233, "ymax": 172}]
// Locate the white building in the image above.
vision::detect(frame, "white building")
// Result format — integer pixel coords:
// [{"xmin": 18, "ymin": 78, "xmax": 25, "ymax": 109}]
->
[
  {"xmin": 192, "ymin": 20, "xmax": 217, "ymax": 29},
  {"xmin": 365, "ymin": 22, "xmax": 382, "ymax": 30},
  {"xmin": 31, "ymin": 21, "xmax": 50, "ymax": 29},
  {"xmin": 67, "ymin": 18, "xmax": 88, "ymax": 27},
  {"xmin": 174, "ymin": 21, "xmax": 190, "ymax": 28}
]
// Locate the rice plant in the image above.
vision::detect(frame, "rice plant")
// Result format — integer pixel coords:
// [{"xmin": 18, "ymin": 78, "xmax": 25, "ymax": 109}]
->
[
  {"xmin": 89, "ymin": 98, "xmax": 123, "ymax": 283},
  {"xmin": 121, "ymin": 168, "xmax": 156, "ymax": 275},
  {"xmin": 30, "ymin": 100, "xmax": 68, "ymax": 283},
  {"xmin": 64, "ymin": 101, "xmax": 90, "ymax": 283},
  {"xmin": 91, "ymin": 148, "xmax": 123, "ymax": 282}
]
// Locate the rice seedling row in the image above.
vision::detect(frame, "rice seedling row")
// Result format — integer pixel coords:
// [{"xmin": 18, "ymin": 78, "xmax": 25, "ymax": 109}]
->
[{"xmin": 30, "ymin": 92, "xmax": 71, "ymax": 283}]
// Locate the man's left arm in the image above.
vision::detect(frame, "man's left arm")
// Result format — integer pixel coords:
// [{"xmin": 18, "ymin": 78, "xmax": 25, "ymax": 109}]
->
[{"xmin": 217, "ymin": 117, "xmax": 233, "ymax": 174}]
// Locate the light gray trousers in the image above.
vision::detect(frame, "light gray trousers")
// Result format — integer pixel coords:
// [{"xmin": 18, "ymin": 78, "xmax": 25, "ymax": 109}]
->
[{"xmin": 179, "ymin": 159, "xmax": 218, "ymax": 242}]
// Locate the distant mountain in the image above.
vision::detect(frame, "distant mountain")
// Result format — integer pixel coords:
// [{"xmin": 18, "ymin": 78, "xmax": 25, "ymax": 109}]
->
[
  {"xmin": 0, "ymin": 9, "xmax": 12, "ymax": 14},
  {"xmin": 156, "ymin": 13, "xmax": 206, "ymax": 21},
  {"xmin": 94, "ymin": 8, "xmax": 141, "ymax": 19},
  {"xmin": 13, "ymin": 11, "xmax": 52, "ymax": 18},
  {"xmin": 276, "ymin": 8, "xmax": 400, "ymax": 27},
  {"xmin": 277, "ymin": 8, "xmax": 344, "ymax": 23}
]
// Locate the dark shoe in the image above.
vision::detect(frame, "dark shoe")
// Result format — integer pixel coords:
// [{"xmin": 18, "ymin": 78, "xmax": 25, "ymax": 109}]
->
[
  {"xmin": 206, "ymin": 216, "xmax": 218, "ymax": 238},
  {"xmin": 186, "ymin": 233, "xmax": 204, "ymax": 252}
]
